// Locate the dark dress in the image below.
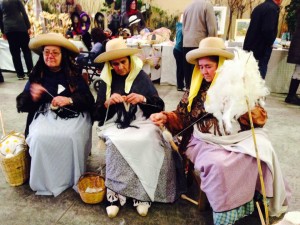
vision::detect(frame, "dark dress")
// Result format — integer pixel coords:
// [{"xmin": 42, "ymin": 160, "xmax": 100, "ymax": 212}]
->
[
  {"xmin": 16, "ymin": 68, "xmax": 95, "ymax": 197},
  {"xmin": 94, "ymin": 63, "xmax": 184, "ymax": 203}
]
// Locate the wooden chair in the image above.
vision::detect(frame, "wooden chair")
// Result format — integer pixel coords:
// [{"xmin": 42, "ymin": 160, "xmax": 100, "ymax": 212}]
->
[
  {"xmin": 192, "ymin": 169, "xmax": 210, "ymax": 211},
  {"xmin": 182, "ymin": 159, "xmax": 210, "ymax": 211}
]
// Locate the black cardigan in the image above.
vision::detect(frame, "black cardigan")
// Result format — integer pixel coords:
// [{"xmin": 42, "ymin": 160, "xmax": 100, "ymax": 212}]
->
[
  {"xmin": 93, "ymin": 70, "xmax": 164, "ymax": 126},
  {"xmin": 16, "ymin": 69, "xmax": 95, "ymax": 136}
]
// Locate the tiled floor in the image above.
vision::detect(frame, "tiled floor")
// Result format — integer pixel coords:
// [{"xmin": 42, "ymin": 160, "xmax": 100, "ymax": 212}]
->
[{"xmin": 0, "ymin": 71, "xmax": 299, "ymax": 225}]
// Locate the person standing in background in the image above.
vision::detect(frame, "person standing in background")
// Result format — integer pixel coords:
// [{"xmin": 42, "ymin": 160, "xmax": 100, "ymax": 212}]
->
[
  {"xmin": 285, "ymin": 6, "xmax": 300, "ymax": 106},
  {"xmin": 173, "ymin": 14, "xmax": 185, "ymax": 91},
  {"xmin": 182, "ymin": 0, "xmax": 217, "ymax": 90},
  {"xmin": 243, "ymin": 0, "xmax": 282, "ymax": 79},
  {"xmin": 0, "ymin": 0, "xmax": 33, "ymax": 79},
  {"xmin": 0, "ymin": 69, "xmax": 3, "ymax": 83},
  {"xmin": 74, "ymin": 4, "xmax": 92, "ymax": 51},
  {"xmin": 121, "ymin": 0, "xmax": 145, "ymax": 31}
]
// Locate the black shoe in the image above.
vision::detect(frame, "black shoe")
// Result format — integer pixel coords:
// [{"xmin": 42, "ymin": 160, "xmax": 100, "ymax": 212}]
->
[
  {"xmin": 17, "ymin": 74, "xmax": 25, "ymax": 80},
  {"xmin": 0, "ymin": 75, "xmax": 4, "ymax": 83},
  {"xmin": 285, "ymin": 95, "xmax": 300, "ymax": 106}
]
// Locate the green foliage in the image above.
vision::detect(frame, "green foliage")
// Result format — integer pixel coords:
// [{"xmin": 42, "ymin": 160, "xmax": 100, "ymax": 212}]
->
[
  {"xmin": 107, "ymin": 0, "xmax": 143, "ymax": 11},
  {"xmin": 285, "ymin": 0, "xmax": 300, "ymax": 33},
  {"xmin": 137, "ymin": 0, "xmax": 143, "ymax": 10},
  {"xmin": 150, "ymin": 6, "xmax": 179, "ymax": 40},
  {"xmin": 115, "ymin": 0, "xmax": 121, "ymax": 10}
]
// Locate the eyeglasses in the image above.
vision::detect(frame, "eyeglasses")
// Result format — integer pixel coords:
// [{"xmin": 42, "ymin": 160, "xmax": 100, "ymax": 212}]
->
[{"xmin": 43, "ymin": 50, "xmax": 61, "ymax": 57}]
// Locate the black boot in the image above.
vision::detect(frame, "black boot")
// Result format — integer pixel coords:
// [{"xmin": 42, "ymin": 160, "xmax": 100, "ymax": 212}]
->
[
  {"xmin": 285, "ymin": 79, "xmax": 300, "ymax": 105},
  {"xmin": 0, "ymin": 70, "xmax": 4, "ymax": 83}
]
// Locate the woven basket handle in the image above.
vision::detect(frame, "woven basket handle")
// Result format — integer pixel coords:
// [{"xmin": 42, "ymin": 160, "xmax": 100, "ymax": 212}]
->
[{"xmin": 0, "ymin": 131, "xmax": 25, "ymax": 144}]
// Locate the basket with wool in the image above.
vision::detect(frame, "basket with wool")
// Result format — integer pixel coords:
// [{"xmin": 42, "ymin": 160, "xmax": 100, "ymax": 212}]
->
[
  {"xmin": 0, "ymin": 131, "xmax": 30, "ymax": 186},
  {"xmin": 77, "ymin": 172, "xmax": 106, "ymax": 204}
]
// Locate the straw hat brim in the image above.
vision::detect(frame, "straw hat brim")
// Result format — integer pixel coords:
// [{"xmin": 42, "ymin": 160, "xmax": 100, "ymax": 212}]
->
[
  {"xmin": 94, "ymin": 48, "xmax": 141, "ymax": 63},
  {"xmin": 186, "ymin": 48, "xmax": 234, "ymax": 64},
  {"xmin": 29, "ymin": 33, "xmax": 79, "ymax": 56}
]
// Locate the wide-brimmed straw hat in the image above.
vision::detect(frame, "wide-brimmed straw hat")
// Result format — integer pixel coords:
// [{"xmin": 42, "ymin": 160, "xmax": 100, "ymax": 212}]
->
[
  {"xmin": 186, "ymin": 37, "xmax": 234, "ymax": 64},
  {"xmin": 29, "ymin": 33, "xmax": 79, "ymax": 56},
  {"xmin": 94, "ymin": 38, "xmax": 141, "ymax": 63},
  {"xmin": 129, "ymin": 15, "xmax": 141, "ymax": 27}
]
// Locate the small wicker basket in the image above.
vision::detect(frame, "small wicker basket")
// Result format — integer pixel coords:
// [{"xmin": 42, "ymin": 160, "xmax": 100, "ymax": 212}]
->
[
  {"xmin": 77, "ymin": 172, "xmax": 106, "ymax": 204},
  {"xmin": 0, "ymin": 145, "xmax": 30, "ymax": 186}
]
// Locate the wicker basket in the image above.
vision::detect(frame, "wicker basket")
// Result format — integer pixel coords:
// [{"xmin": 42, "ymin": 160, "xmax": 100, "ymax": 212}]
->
[
  {"xmin": 77, "ymin": 172, "xmax": 106, "ymax": 204},
  {"xmin": 0, "ymin": 146, "xmax": 30, "ymax": 186}
]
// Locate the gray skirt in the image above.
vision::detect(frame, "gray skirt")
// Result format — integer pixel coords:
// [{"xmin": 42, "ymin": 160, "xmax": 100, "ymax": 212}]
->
[
  {"xmin": 26, "ymin": 110, "xmax": 92, "ymax": 197},
  {"xmin": 105, "ymin": 138, "xmax": 178, "ymax": 203}
]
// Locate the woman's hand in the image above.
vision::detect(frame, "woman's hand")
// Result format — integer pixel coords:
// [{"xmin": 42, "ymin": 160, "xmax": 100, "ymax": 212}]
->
[
  {"xmin": 150, "ymin": 112, "xmax": 167, "ymax": 127},
  {"xmin": 30, "ymin": 83, "xmax": 46, "ymax": 102},
  {"xmin": 51, "ymin": 96, "xmax": 72, "ymax": 107},
  {"xmin": 104, "ymin": 93, "xmax": 125, "ymax": 108},
  {"xmin": 125, "ymin": 93, "xmax": 145, "ymax": 105}
]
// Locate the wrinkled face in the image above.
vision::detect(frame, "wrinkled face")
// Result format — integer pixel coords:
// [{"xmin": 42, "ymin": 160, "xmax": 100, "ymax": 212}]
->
[
  {"xmin": 110, "ymin": 57, "xmax": 130, "ymax": 76},
  {"xmin": 130, "ymin": 1, "xmax": 136, "ymax": 10},
  {"xmin": 197, "ymin": 57, "xmax": 218, "ymax": 82},
  {"xmin": 43, "ymin": 46, "xmax": 62, "ymax": 69}
]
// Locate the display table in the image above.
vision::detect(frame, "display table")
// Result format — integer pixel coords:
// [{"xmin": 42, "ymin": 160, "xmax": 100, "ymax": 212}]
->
[
  {"xmin": 0, "ymin": 38, "xmax": 39, "ymax": 72},
  {"xmin": 69, "ymin": 39, "xmax": 88, "ymax": 52},
  {"xmin": 160, "ymin": 45, "xmax": 177, "ymax": 86},
  {"xmin": 153, "ymin": 45, "xmax": 296, "ymax": 93},
  {"xmin": 127, "ymin": 43, "xmax": 162, "ymax": 81},
  {"xmin": 265, "ymin": 48, "xmax": 296, "ymax": 94},
  {"xmin": 0, "ymin": 38, "xmax": 87, "ymax": 72}
]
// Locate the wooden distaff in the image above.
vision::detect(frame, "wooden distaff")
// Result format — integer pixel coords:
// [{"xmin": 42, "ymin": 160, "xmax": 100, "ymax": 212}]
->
[
  {"xmin": 161, "ymin": 126, "xmax": 178, "ymax": 152},
  {"xmin": 246, "ymin": 98, "xmax": 269, "ymax": 225},
  {"xmin": 0, "ymin": 110, "xmax": 6, "ymax": 137}
]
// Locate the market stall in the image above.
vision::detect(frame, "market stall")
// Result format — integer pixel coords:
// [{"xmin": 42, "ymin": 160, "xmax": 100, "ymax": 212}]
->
[
  {"xmin": 265, "ymin": 49, "xmax": 296, "ymax": 94},
  {"xmin": 156, "ymin": 45, "xmax": 296, "ymax": 94},
  {"xmin": 0, "ymin": 38, "xmax": 87, "ymax": 72}
]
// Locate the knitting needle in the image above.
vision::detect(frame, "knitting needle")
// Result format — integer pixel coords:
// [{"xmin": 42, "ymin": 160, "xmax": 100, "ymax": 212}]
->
[{"xmin": 44, "ymin": 88, "xmax": 78, "ymax": 114}]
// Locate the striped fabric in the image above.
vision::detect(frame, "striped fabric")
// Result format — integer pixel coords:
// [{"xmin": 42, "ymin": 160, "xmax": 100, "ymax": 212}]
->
[{"xmin": 213, "ymin": 193, "xmax": 271, "ymax": 225}]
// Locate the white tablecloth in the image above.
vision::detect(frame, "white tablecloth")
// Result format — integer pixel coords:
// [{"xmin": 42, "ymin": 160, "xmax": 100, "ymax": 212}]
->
[
  {"xmin": 0, "ymin": 38, "xmax": 87, "ymax": 72},
  {"xmin": 155, "ymin": 45, "xmax": 296, "ymax": 93},
  {"xmin": 160, "ymin": 45, "xmax": 176, "ymax": 86},
  {"xmin": 0, "ymin": 38, "xmax": 39, "ymax": 72},
  {"xmin": 127, "ymin": 43, "xmax": 162, "ymax": 81},
  {"xmin": 265, "ymin": 49, "xmax": 296, "ymax": 94},
  {"xmin": 69, "ymin": 39, "xmax": 88, "ymax": 52}
]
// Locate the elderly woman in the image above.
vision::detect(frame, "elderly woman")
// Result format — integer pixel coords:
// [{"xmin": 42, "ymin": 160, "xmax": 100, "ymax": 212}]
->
[
  {"xmin": 93, "ymin": 38, "xmax": 180, "ymax": 218},
  {"xmin": 16, "ymin": 33, "xmax": 94, "ymax": 197},
  {"xmin": 150, "ymin": 37, "xmax": 290, "ymax": 225}
]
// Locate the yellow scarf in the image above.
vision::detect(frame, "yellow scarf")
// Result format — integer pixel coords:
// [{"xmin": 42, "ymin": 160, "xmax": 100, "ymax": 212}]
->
[
  {"xmin": 187, "ymin": 57, "xmax": 225, "ymax": 112},
  {"xmin": 100, "ymin": 55, "xmax": 143, "ymax": 100}
]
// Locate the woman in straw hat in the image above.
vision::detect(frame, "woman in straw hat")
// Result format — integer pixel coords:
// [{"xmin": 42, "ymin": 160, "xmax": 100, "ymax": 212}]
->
[
  {"xmin": 93, "ymin": 38, "xmax": 183, "ymax": 218},
  {"xmin": 16, "ymin": 33, "xmax": 94, "ymax": 197},
  {"xmin": 150, "ymin": 37, "xmax": 290, "ymax": 224}
]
